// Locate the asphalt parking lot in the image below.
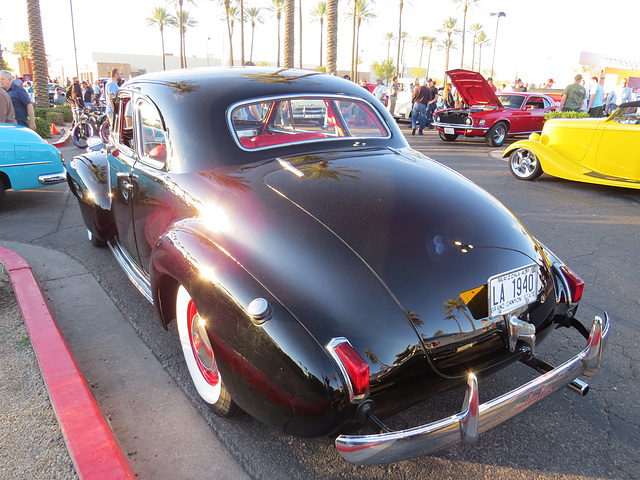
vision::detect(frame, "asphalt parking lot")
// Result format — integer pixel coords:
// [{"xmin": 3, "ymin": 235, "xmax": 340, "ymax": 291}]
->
[{"xmin": 1, "ymin": 130, "xmax": 638, "ymax": 479}]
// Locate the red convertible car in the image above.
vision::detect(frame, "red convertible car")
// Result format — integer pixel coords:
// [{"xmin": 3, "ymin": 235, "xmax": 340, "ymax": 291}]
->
[
  {"xmin": 65, "ymin": 68, "xmax": 607, "ymax": 466},
  {"xmin": 433, "ymin": 69, "xmax": 558, "ymax": 146}
]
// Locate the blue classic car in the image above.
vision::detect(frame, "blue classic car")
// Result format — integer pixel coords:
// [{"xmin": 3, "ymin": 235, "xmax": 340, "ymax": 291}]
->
[{"xmin": 0, "ymin": 123, "xmax": 67, "ymax": 205}]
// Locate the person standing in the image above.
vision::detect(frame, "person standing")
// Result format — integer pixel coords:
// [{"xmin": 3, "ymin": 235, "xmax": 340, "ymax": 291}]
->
[
  {"xmin": 372, "ymin": 78, "xmax": 388, "ymax": 105},
  {"xmin": 487, "ymin": 77, "xmax": 497, "ymax": 92},
  {"xmin": 559, "ymin": 74, "xmax": 586, "ymax": 112},
  {"xmin": 410, "ymin": 79, "xmax": 431, "ymax": 135},
  {"xmin": 82, "ymin": 81, "xmax": 95, "ymax": 107},
  {"xmin": 105, "ymin": 68, "xmax": 123, "ymax": 124},
  {"xmin": 442, "ymin": 83, "xmax": 455, "ymax": 109},
  {"xmin": 587, "ymin": 76, "xmax": 604, "ymax": 117},
  {"xmin": 0, "ymin": 86, "xmax": 17, "ymax": 124},
  {"xmin": 0, "ymin": 70, "xmax": 35, "ymax": 129},
  {"xmin": 605, "ymin": 78, "xmax": 633, "ymax": 114},
  {"xmin": 425, "ymin": 79, "xmax": 439, "ymax": 129},
  {"xmin": 387, "ymin": 76, "xmax": 399, "ymax": 117}
]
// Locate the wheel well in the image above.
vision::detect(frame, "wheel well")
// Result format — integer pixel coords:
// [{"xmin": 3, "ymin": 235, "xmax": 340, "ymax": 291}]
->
[
  {"xmin": 156, "ymin": 274, "xmax": 180, "ymax": 330},
  {"xmin": 0, "ymin": 172, "xmax": 11, "ymax": 190},
  {"xmin": 494, "ymin": 120, "xmax": 510, "ymax": 130}
]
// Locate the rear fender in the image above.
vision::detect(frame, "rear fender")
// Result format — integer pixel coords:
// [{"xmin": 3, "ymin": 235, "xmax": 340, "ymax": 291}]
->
[
  {"xmin": 150, "ymin": 225, "xmax": 350, "ymax": 436},
  {"xmin": 66, "ymin": 151, "xmax": 115, "ymax": 241}
]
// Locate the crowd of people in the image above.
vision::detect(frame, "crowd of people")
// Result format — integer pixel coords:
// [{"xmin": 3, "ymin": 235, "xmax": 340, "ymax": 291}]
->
[{"xmin": 0, "ymin": 68, "xmax": 125, "ymax": 130}]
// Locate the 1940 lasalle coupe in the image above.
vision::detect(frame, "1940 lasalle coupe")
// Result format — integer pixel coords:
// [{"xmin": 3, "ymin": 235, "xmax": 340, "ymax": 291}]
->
[
  {"xmin": 66, "ymin": 68, "xmax": 608, "ymax": 466},
  {"xmin": 505, "ymin": 101, "xmax": 640, "ymax": 188}
]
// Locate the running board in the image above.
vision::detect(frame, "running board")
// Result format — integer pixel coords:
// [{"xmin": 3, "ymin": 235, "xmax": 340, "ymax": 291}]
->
[{"xmin": 108, "ymin": 238, "xmax": 153, "ymax": 304}]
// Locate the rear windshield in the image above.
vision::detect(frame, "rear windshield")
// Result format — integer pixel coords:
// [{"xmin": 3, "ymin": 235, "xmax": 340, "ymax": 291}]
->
[{"xmin": 229, "ymin": 96, "xmax": 390, "ymax": 150}]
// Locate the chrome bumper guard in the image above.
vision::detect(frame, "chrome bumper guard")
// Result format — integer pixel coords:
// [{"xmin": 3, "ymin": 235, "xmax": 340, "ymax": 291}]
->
[
  {"xmin": 336, "ymin": 313, "xmax": 609, "ymax": 466},
  {"xmin": 38, "ymin": 171, "xmax": 67, "ymax": 185},
  {"xmin": 432, "ymin": 122, "xmax": 486, "ymax": 132}
]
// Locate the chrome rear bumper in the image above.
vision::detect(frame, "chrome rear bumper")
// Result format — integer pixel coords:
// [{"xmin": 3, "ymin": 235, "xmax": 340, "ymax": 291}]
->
[
  {"xmin": 336, "ymin": 313, "xmax": 609, "ymax": 466},
  {"xmin": 38, "ymin": 170, "xmax": 67, "ymax": 185}
]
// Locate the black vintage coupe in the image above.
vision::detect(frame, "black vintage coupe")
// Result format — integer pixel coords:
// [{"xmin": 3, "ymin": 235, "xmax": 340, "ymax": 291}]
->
[{"xmin": 66, "ymin": 68, "xmax": 608, "ymax": 466}]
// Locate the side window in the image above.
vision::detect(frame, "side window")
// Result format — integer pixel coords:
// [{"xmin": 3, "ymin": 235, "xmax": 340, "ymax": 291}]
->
[
  {"xmin": 137, "ymin": 99, "xmax": 168, "ymax": 167},
  {"xmin": 113, "ymin": 95, "xmax": 133, "ymax": 151},
  {"xmin": 524, "ymin": 96, "xmax": 545, "ymax": 110}
]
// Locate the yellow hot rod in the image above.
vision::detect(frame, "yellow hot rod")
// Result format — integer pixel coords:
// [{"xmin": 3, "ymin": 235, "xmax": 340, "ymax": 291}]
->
[{"xmin": 504, "ymin": 101, "xmax": 640, "ymax": 188}]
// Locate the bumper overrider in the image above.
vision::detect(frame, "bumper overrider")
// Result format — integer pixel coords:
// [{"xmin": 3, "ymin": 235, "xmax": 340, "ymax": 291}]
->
[
  {"xmin": 336, "ymin": 313, "xmax": 609, "ymax": 466},
  {"xmin": 38, "ymin": 170, "xmax": 67, "ymax": 185}
]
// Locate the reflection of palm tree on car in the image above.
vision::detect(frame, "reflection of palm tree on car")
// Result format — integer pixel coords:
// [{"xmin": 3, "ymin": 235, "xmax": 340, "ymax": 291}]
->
[{"xmin": 442, "ymin": 297, "xmax": 475, "ymax": 331}]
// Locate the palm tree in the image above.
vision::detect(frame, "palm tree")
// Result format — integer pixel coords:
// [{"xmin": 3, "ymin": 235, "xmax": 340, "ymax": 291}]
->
[
  {"xmin": 175, "ymin": 10, "xmax": 197, "ymax": 68},
  {"xmin": 283, "ymin": 0, "xmax": 295, "ymax": 68},
  {"xmin": 476, "ymin": 31, "xmax": 490, "ymax": 73},
  {"xmin": 395, "ymin": 0, "xmax": 404, "ymax": 78},
  {"xmin": 220, "ymin": 0, "xmax": 234, "ymax": 66},
  {"xmin": 326, "ymin": 0, "xmax": 338, "ymax": 74},
  {"xmin": 399, "ymin": 31, "xmax": 408, "ymax": 77},
  {"xmin": 438, "ymin": 38, "xmax": 458, "ymax": 81},
  {"xmin": 245, "ymin": 7, "xmax": 263, "ymax": 63},
  {"xmin": 384, "ymin": 32, "xmax": 395, "ymax": 62},
  {"xmin": 349, "ymin": 0, "xmax": 357, "ymax": 80},
  {"xmin": 423, "ymin": 36, "xmax": 437, "ymax": 80},
  {"xmin": 437, "ymin": 17, "xmax": 460, "ymax": 76},
  {"xmin": 11, "ymin": 41, "xmax": 31, "ymax": 62},
  {"xmin": 468, "ymin": 22, "xmax": 482, "ymax": 70},
  {"xmin": 298, "ymin": 0, "xmax": 303, "ymax": 68},
  {"xmin": 311, "ymin": 1, "xmax": 327, "ymax": 66},
  {"xmin": 146, "ymin": 7, "xmax": 176, "ymax": 71},
  {"xmin": 353, "ymin": 0, "xmax": 376, "ymax": 81},
  {"xmin": 25, "ymin": 1, "xmax": 47, "ymax": 109},
  {"xmin": 239, "ymin": 0, "xmax": 245, "ymax": 65},
  {"xmin": 442, "ymin": 297, "xmax": 476, "ymax": 330},
  {"xmin": 452, "ymin": 0, "xmax": 480, "ymax": 68},
  {"xmin": 168, "ymin": 0, "xmax": 195, "ymax": 68},
  {"xmin": 416, "ymin": 36, "xmax": 429, "ymax": 71},
  {"xmin": 268, "ymin": 0, "xmax": 286, "ymax": 67}
]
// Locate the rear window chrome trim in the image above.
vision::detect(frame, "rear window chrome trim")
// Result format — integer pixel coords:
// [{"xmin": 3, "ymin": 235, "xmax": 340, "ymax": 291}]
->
[{"xmin": 227, "ymin": 93, "xmax": 392, "ymax": 152}]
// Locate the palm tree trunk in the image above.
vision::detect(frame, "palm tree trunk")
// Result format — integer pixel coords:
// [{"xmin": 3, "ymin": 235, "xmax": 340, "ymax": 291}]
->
[
  {"xmin": 354, "ymin": 20, "xmax": 361, "ymax": 81},
  {"xmin": 298, "ymin": 0, "xmax": 303, "ymax": 68},
  {"xmin": 277, "ymin": 13, "xmax": 281, "ymax": 67},
  {"xmin": 240, "ymin": 0, "xmax": 245, "ymax": 65},
  {"xmin": 326, "ymin": 0, "xmax": 338, "ymax": 74},
  {"xmin": 27, "ymin": 0, "xmax": 48, "ymax": 109},
  {"xmin": 179, "ymin": 0, "xmax": 184, "ymax": 68},
  {"xmin": 283, "ymin": 0, "xmax": 294, "ymax": 68},
  {"xmin": 418, "ymin": 43, "xmax": 424, "ymax": 71},
  {"xmin": 161, "ymin": 27, "xmax": 166, "ymax": 70},
  {"xmin": 460, "ymin": 2, "xmax": 467, "ymax": 68},
  {"xmin": 250, "ymin": 22, "xmax": 255, "ymax": 62},
  {"xmin": 426, "ymin": 46, "xmax": 432, "ymax": 81},
  {"xmin": 225, "ymin": 1, "xmax": 234, "ymax": 66},
  {"xmin": 350, "ymin": 3, "xmax": 356, "ymax": 80},
  {"xmin": 319, "ymin": 18, "xmax": 324, "ymax": 66},
  {"xmin": 395, "ymin": 0, "xmax": 403, "ymax": 78}
]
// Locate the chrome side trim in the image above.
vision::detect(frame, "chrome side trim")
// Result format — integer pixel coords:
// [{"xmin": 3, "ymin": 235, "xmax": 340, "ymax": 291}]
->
[
  {"xmin": 335, "ymin": 313, "xmax": 609, "ymax": 466},
  {"xmin": 107, "ymin": 238, "xmax": 153, "ymax": 304},
  {"xmin": 38, "ymin": 170, "xmax": 67, "ymax": 185},
  {"xmin": 2, "ymin": 160, "xmax": 54, "ymax": 168}
]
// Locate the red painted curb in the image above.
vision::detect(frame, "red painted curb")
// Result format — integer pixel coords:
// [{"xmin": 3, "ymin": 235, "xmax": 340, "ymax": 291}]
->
[{"xmin": 0, "ymin": 246, "xmax": 136, "ymax": 480}]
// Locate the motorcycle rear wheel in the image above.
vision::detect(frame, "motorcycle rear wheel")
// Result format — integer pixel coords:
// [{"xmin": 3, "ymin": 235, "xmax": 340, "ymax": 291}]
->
[{"xmin": 72, "ymin": 122, "xmax": 95, "ymax": 149}]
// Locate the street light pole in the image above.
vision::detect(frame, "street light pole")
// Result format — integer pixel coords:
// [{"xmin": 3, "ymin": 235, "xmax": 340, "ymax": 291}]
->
[{"xmin": 490, "ymin": 11, "xmax": 506, "ymax": 80}]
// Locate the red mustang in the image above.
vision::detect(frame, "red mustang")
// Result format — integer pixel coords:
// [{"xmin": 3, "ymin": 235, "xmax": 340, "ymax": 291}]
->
[{"xmin": 433, "ymin": 69, "xmax": 558, "ymax": 146}]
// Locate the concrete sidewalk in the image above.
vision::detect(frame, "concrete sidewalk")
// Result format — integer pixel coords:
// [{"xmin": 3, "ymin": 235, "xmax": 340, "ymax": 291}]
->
[{"xmin": 1, "ymin": 240, "xmax": 251, "ymax": 480}]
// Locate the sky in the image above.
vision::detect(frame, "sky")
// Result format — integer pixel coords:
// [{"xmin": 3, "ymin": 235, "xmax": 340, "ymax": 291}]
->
[{"xmin": 1, "ymin": 0, "xmax": 638, "ymax": 88}]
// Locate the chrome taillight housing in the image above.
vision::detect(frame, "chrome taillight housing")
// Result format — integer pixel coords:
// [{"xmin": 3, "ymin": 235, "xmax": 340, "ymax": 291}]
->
[{"xmin": 327, "ymin": 338, "xmax": 370, "ymax": 402}]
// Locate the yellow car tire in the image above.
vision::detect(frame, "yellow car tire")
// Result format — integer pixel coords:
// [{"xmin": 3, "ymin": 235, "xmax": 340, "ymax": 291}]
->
[{"xmin": 508, "ymin": 148, "xmax": 543, "ymax": 181}]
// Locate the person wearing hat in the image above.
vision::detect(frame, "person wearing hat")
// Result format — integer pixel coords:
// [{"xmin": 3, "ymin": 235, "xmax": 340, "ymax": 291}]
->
[
  {"xmin": 543, "ymin": 78, "xmax": 555, "ymax": 89},
  {"xmin": 559, "ymin": 74, "xmax": 587, "ymax": 112},
  {"xmin": 425, "ymin": 78, "xmax": 439, "ymax": 129}
]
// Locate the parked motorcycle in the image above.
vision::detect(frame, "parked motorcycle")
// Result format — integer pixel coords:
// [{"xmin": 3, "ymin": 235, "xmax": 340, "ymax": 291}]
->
[{"xmin": 71, "ymin": 103, "xmax": 109, "ymax": 148}]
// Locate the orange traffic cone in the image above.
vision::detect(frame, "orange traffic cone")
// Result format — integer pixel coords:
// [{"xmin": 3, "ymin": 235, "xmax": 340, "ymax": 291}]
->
[{"xmin": 51, "ymin": 123, "xmax": 59, "ymax": 135}]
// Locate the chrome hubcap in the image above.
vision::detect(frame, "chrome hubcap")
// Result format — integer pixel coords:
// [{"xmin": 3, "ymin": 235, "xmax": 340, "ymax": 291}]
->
[{"xmin": 512, "ymin": 149, "xmax": 538, "ymax": 177}]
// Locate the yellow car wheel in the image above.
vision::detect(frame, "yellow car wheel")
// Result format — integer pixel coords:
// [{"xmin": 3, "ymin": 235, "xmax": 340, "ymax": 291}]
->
[{"xmin": 509, "ymin": 148, "xmax": 543, "ymax": 181}]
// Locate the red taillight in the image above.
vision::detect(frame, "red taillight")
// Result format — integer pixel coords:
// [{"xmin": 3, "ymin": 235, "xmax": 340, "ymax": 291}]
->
[
  {"xmin": 331, "ymin": 340, "xmax": 370, "ymax": 400},
  {"xmin": 560, "ymin": 265, "xmax": 584, "ymax": 303}
]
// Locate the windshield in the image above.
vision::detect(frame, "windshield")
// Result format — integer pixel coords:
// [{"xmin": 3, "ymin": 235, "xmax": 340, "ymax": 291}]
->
[
  {"xmin": 497, "ymin": 94, "xmax": 525, "ymax": 109},
  {"xmin": 230, "ymin": 96, "xmax": 389, "ymax": 150}
]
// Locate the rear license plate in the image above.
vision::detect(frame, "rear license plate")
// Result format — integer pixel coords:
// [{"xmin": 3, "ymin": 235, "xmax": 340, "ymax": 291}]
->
[
  {"xmin": 444, "ymin": 127, "xmax": 455, "ymax": 135},
  {"xmin": 488, "ymin": 264, "xmax": 539, "ymax": 317}
]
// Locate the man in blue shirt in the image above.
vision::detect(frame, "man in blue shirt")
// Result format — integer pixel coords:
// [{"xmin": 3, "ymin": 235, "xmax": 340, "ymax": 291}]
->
[
  {"xmin": 0, "ymin": 70, "xmax": 36, "ymax": 129},
  {"xmin": 104, "ymin": 68, "xmax": 123, "ymax": 124},
  {"xmin": 587, "ymin": 76, "xmax": 605, "ymax": 118}
]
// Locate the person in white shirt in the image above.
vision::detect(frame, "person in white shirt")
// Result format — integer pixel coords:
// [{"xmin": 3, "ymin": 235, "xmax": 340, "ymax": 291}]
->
[{"xmin": 372, "ymin": 79, "xmax": 388, "ymax": 105}]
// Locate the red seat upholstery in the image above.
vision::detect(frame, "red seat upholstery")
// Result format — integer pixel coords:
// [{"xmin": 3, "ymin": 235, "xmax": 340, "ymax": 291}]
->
[{"xmin": 239, "ymin": 132, "xmax": 327, "ymax": 149}]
